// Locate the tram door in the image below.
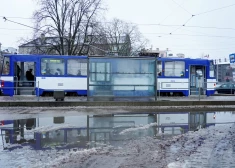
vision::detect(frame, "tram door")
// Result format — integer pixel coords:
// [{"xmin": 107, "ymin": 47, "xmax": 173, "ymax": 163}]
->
[
  {"xmin": 13, "ymin": 61, "xmax": 36, "ymax": 95},
  {"xmin": 190, "ymin": 66, "xmax": 206, "ymax": 95}
]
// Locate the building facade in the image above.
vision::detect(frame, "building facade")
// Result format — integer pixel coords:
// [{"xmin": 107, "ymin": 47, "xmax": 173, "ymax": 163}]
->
[
  {"xmin": 215, "ymin": 62, "xmax": 233, "ymax": 82},
  {"xmin": 18, "ymin": 34, "xmax": 131, "ymax": 56}
]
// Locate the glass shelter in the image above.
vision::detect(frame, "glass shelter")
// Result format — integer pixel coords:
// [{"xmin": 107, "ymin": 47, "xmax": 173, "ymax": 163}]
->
[{"xmin": 87, "ymin": 56, "xmax": 156, "ymax": 101}]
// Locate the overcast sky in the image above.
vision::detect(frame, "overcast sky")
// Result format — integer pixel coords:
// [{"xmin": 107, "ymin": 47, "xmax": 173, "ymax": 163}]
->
[{"xmin": 0, "ymin": 0, "xmax": 235, "ymax": 59}]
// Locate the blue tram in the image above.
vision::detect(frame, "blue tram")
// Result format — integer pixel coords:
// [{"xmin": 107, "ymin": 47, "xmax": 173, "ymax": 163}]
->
[
  {"xmin": 0, "ymin": 54, "xmax": 216, "ymax": 97},
  {"xmin": 0, "ymin": 54, "xmax": 87, "ymax": 96},
  {"xmin": 156, "ymin": 57, "xmax": 216, "ymax": 96}
]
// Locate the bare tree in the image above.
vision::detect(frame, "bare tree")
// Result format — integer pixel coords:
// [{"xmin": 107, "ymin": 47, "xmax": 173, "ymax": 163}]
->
[
  {"xmin": 32, "ymin": 0, "xmax": 104, "ymax": 55},
  {"xmin": 100, "ymin": 18, "xmax": 149, "ymax": 56}
]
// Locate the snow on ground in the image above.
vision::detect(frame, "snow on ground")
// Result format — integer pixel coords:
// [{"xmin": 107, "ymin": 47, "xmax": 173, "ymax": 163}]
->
[
  {"xmin": 119, "ymin": 122, "xmax": 158, "ymax": 135},
  {"xmin": 1, "ymin": 124, "xmax": 235, "ymax": 168}
]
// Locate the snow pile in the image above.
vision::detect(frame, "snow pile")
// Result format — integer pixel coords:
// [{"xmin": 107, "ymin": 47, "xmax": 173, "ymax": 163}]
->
[
  {"xmin": 41, "ymin": 148, "xmax": 99, "ymax": 168},
  {"xmin": 49, "ymin": 124, "xmax": 235, "ymax": 168}
]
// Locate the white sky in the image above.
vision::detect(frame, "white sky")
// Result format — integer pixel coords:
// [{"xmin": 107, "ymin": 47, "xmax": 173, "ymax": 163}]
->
[{"xmin": 0, "ymin": 0, "xmax": 235, "ymax": 59}]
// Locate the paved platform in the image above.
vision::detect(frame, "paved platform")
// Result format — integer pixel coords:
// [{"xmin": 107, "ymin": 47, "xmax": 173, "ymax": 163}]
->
[
  {"xmin": 0, "ymin": 94, "xmax": 235, "ymax": 102},
  {"xmin": 0, "ymin": 95, "xmax": 235, "ymax": 112}
]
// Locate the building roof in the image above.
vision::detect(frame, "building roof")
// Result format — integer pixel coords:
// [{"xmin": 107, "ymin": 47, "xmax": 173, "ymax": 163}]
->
[
  {"xmin": 19, "ymin": 35, "xmax": 130, "ymax": 47},
  {"xmin": 19, "ymin": 37, "xmax": 62, "ymax": 47}
]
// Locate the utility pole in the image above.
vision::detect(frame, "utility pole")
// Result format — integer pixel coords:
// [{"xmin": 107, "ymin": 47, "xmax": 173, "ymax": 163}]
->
[
  {"xmin": 155, "ymin": 54, "xmax": 158, "ymax": 101},
  {"xmin": 155, "ymin": 54, "xmax": 157, "ymax": 101}
]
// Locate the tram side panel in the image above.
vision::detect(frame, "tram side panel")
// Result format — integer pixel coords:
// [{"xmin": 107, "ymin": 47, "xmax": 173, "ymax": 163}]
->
[
  {"xmin": 0, "ymin": 76, "xmax": 14, "ymax": 96},
  {"xmin": 158, "ymin": 78, "xmax": 189, "ymax": 96},
  {"xmin": 36, "ymin": 76, "xmax": 87, "ymax": 96}
]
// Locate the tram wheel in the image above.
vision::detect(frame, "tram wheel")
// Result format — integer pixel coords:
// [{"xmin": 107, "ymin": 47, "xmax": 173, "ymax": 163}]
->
[
  {"xmin": 175, "ymin": 93, "xmax": 180, "ymax": 96},
  {"xmin": 44, "ymin": 92, "xmax": 50, "ymax": 97},
  {"xmin": 72, "ymin": 92, "xmax": 78, "ymax": 96}
]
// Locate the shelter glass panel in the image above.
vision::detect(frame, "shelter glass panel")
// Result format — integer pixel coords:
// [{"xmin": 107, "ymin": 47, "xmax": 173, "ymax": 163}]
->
[
  {"xmin": 41, "ymin": 130, "xmax": 65, "ymax": 148},
  {"xmin": 90, "ymin": 62, "xmax": 111, "ymax": 82},
  {"xmin": 96, "ymin": 63, "xmax": 106, "ymax": 81},
  {"xmin": 88, "ymin": 57, "xmax": 155, "ymax": 99},
  {"xmin": 41, "ymin": 58, "xmax": 65, "ymax": 75},
  {"xmin": 91, "ymin": 63, "xmax": 96, "ymax": 81}
]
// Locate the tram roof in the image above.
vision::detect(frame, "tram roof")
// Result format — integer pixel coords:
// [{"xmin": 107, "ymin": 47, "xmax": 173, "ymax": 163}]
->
[
  {"xmin": 2, "ymin": 54, "xmax": 212, "ymax": 62},
  {"xmin": 3, "ymin": 54, "xmax": 88, "ymax": 58}
]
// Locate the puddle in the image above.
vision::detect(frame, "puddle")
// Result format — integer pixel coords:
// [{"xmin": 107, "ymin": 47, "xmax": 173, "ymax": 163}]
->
[
  {"xmin": 0, "ymin": 111, "xmax": 235, "ymax": 167},
  {"xmin": 0, "ymin": 111, "xmax": 234, "ymax": 151}
]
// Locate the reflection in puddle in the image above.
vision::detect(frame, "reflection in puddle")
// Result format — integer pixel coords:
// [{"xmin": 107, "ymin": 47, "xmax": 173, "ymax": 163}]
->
[{"xmin": 0, "ymin": 112, "xmax": 233, "ymax": 151}]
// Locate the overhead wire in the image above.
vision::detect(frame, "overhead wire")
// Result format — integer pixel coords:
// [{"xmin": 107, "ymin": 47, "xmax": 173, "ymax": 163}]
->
[
  {"xmin": 96, "ymin": 22, "xmax": 235, "ymax": 32},
  {"xmin": 3, "ymin": 17, "xmax": 40, "ymax": 32},
  {"xmin": 143, "ymin": 32, "xmax": 235, "ymax": 39},
  {"xmin": 195, "ymin": 3, "xmax": 235, "ymax": 16},
  {"xmin": 4, "ymin": 15, "xmax": 235, "ymax": 54},
  {"xmin": 1, "ymin": 2, "xmax": 235, "ymax": 25},
  {"xmin": 0, "ymin": 27, "xmax": 32, "ymax": 31},
  {"xmin": 2, "ymin": 17, "xmax": 101, "ymax": 45},
  {"xmin": 168, "ymin": 47, "xmax": 235, "ymax": 51},
  {"xmin": 169, "ymin": 16, "xmax": 194, "ymax": 34},
  {"xmin": 171, "ymin": 0, "xmax": 192, "ymax": 15},
  {"xmin": 157, "ymin": 24, "xmax": 235, "ymax": 31},
  {"xmin": 159, "ymin": 1, "xmax": 235, "ymax": 37},
  {"xmin": 178, "ymin": 28, "xmax": 213, "ymax": 36},
  {"xmin": 2, "ymin": 16, "xmax": 235, "ymax": 31},
  {"xmin": 162, "ymin": 0, "xmax": 195, "ymax": 35},
  {"xmin": 3, "ymin": 1, "xmax": 235, "ymax": 52},
  {"xmin": 2, "ymin": 17, "xmax": 235, "ymax": 31},
  {"xmin": 3, "ymin": 16, "xmax": 235, "ymax": 40},
  {"xmin": 159, "ymin": 0, "xmax": 186, "ymax": 24},
  {"xmin": 0, "ymin": 2, "xmax": 234, "ymax": 20},
  {"xmin": 0, "ymin": 16, "xmax": 33, "ymax": 19}
]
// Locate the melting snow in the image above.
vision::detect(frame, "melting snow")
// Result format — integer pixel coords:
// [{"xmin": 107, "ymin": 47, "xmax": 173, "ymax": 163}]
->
[
  {"xmin": 119, "ymin": 122, "xmax": 158, "ymax": 135},
  {"xmin": 0, "ymin": 124, "xmax": 235, "ymax": 168}
]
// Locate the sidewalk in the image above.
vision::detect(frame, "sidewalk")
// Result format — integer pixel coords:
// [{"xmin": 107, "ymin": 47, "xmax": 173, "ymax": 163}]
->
[{"xmin": 0, "ymin": 95, "xmax": 235, "ymax": 102}]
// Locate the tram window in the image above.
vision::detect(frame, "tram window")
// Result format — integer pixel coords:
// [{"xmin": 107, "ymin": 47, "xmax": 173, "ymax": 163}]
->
[
  {"xmin": 157, "ymin": 61, "xmax": 162, "ymax": 76},
  {"xmin": 209, "ymin": 61, "xmax": 215, "ymax": 77},
  {"xmin": 1, "ymin": 57, "xmax": 10, "ymax": 75},
  {"xmin": 164, "ymin": 61, "xmax": 185, "ymax": 77},
  {"xmin": 67, "ymin": 59, "xmax": 87, "ymax": 76},
  {"xmin": 41, "ymin": 58, "xmax": 65, "ymax": 75}
]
